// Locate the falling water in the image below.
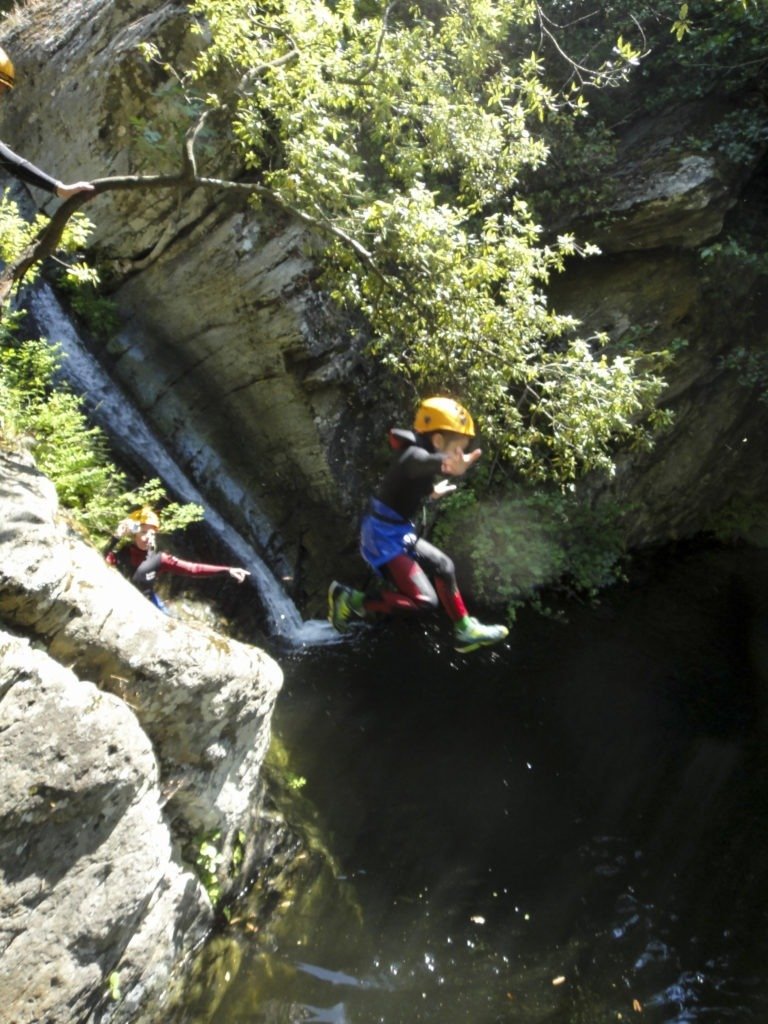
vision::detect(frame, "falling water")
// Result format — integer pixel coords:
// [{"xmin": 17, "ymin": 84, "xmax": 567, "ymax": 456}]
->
[{"xmin": 25, "ymin": 283, "xmax": 336, "ymax": 646}]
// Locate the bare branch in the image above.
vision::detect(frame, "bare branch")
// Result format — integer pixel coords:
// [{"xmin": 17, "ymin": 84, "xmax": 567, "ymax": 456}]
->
[
  {"xmin": 237, "ymin": 22, "xmax": 300, "ymax": 93},
  {"xmin": 534, "ymin": 2, "xmax": 649, "ymax": 91},
  {"xmin": 195, "ymin": 174, "xmax": 383, "ymax": 277},
  {"xmin": 0, "ymin": 167, "xmax": 385, "ymax": 309},
  {"xmin": 182, "ymin": 107, "xmax": 215, "ymax": 178}
]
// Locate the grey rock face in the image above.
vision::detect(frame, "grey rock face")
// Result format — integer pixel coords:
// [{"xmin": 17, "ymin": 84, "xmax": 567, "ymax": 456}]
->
[
  {"xmin": 0, "ymin": 450, "xmax": 284, "ymax": 1021},
  {"xmin": 0, "ymin": 629, "xmax": 211, "ymax": 1024},
  {"xmin": 0, "ymin": 451, "xmax": 283, "ymax": 836}
]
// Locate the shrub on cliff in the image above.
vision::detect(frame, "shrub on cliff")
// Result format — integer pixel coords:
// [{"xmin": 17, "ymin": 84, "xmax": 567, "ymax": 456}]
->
[{"xmin": 125, "ymin": 0, "xmax": 666, "ymax": 486}]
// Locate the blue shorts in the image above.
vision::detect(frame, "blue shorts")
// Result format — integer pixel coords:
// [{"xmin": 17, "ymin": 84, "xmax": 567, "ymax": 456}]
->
[{"xmin": 360, "ymin": 498, "xmax": 417, "ymax": 571}]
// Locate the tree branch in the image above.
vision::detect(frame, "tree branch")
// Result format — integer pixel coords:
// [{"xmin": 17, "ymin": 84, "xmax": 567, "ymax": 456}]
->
[{"xmin": 0, "ymin": 150, "xmax": 384, "ymax": 308}]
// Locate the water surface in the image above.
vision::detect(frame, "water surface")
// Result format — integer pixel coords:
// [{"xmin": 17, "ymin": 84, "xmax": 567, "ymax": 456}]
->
[{"xmin": 182, "ymin": 545, "xmax": 768, "ymax": 1023}]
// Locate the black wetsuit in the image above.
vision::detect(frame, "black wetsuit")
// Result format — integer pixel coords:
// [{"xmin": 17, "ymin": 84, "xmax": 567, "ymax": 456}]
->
[
  {"xmin": 376, "ymin": 439, "xmax": 446, "ymax": 521},
  {"xmin": 105, "ymin": 541, "xmax": 234, "ymax": 611},
  {"xmin": 0, "ymin": 140, "xmax": 60, "ymax": 193}
]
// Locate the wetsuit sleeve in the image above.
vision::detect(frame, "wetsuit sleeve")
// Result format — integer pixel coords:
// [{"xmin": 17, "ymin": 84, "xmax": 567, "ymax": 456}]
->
[
  {"xmin": 0, "ymin": 140, "xmax": 60, "ymax": 193},
  {"xmin": 157, "ymin": 553, "xmax": 231, "ymax": 578},
  {"xmin": 401, "ymin": 446, "xmax": 445, "ymax": 479}
]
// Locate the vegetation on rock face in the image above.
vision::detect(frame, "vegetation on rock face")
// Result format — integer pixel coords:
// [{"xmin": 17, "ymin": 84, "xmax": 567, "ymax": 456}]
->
[
  {"xmin": 0, "ymin": 326, "xmax": 203, "ymax": 542},
  {"xmin": 149, "ymin": 0, "xmax": 668, "ymax": 485},
  {"xmin": 528, "ymin": 1, "xmax": 768, "ymax": 192},
  {"xmin": 0, "ymin": 194, "xmax": 203, "ymax": 542}
]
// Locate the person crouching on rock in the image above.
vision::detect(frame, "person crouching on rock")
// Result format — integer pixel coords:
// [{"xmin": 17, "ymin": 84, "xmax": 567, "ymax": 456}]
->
[{"xmin": 104, "ymin": 507, "xmax": 250, "ymax": 614}]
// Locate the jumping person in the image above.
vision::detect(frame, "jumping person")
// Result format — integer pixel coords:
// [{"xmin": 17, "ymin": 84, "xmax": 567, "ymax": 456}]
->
[
  {"xmin": 0, "ymin": 46, "xmax": 94, "ymax": 199},
  {"xmin": 328, "ymin": 396, "xmax": 509, "ymax": 653},
  {"xmin": 104, "ymin": 507, "xmax": 250, "ymax": 613}
]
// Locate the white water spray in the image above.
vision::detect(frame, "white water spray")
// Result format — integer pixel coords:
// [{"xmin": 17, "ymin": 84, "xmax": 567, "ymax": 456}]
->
[{"xmin": 26, "ymin": 284, "xmax": 338, "ymax": 647}]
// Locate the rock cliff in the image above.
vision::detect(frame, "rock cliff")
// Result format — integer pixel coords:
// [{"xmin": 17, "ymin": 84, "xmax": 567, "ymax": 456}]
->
[
  {"xmin": 0, "ymin": 449, "xmax": 283, "ymax": 1022},
  {"xmin": 0, "ymin": 1, "xmax": 766, "ymax": 1021}
]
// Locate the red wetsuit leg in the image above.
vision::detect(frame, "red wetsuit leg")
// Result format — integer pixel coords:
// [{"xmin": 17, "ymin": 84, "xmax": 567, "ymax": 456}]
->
[{"xmin": 363, "ymin": 554, "xmax": 438, "ymax": 615}]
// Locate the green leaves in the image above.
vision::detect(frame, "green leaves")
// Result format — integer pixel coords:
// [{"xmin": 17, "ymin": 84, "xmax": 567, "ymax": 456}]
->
[
  {"xmin": 181, "ymin": 0, "xmax": 668, "ymax": 484},
  {"xmin": 672, "ymin": 3, "xmax": 692, "ymax": 41},
  {"xmin": 0, "ymin": 313, "xmax": 204, "ymax": 543}
]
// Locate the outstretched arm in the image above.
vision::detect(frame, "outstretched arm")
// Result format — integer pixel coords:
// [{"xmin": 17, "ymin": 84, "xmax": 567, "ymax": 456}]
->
[
  {"xmin": 158, "ymin": 553, "xmax": 250, "ymax": 581},
  {"xmin": 0, "ymin": 140, "xmax": 94, "ymax": 198}
]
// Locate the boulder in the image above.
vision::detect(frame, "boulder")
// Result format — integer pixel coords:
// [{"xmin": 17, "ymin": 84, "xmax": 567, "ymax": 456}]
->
[{"xmin": 0, "ymin": 450, "xmax": 283, "ymax": 839}]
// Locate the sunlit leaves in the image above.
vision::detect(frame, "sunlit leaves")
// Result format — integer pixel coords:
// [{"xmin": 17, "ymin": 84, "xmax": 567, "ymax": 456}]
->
[{"xmin": 182, "ymin": 0, "xmax": 668, "ymax": 483}]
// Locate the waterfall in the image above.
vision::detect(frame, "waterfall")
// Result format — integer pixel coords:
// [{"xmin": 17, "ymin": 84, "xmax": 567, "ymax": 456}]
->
[{"xmin": 25, "ymin": 283, "xmax": 337, "ymax": 646}]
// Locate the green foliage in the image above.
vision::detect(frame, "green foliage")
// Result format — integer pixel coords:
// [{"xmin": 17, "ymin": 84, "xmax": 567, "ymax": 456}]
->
[
  {"xmin": 433, "ymin": 484, "xmax": 627, "ymax": 618},
  {"xmin": 673, "ymin": 0, "xmax": 754, "ymax": 43},
  {"xmin": 0, "ymin": 191, "xmax": 48, "ymax": 270},
  {"xmin": 0, "ymin": 190, "xmax": 102, "ymax": 285},
  {"xmin": 106, "ymin": 971, "xmax": 122, "ymax": 1002},
  {"xmin": 718, "ymin": 346, "xmax": 768, "ymax": 404},
  {"xmin": 0, "ymin": 320, "xmax": 203, "ymax": 543},
  {"xmin": 708, "ymin": 495, "xmax": 768, "ymax": 546},
  {"xmin": 56, "ymin": 262, "xmax": 121, "ymax": 342},
  {"xmin": 51, "ymin": 212, "xmax": 122, "ymax": 341},
  {"xmin": 0, "ymin": 197, "xmax": 204, "ymax": 540},
  {"xmin": 231, "ymin": 830, "xmax": 247, "ymax": 873},
  {"xmin": 194, "ymin": 828, "xmax": 250, "ymax": 908},
  {"xmin": 526, "ymin": 0, "xmax": 768, "ymax": 222},
  {"xmin": 196, "ymin": 831, "xmax": 224, "ymax": 906},
  {"xmin": 164, "ymin": 0, "xmax": 668, "ymax": 485},
  {"xmin": 700, "ymin": 236, "xmax": 768, "ymax": 278}
]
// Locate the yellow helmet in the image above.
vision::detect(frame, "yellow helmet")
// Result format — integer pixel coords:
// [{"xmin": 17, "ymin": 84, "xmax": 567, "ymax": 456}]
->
[
  {"xmin": 129, "ymin": 507, "xmax": 160, "ymax": 529},
  {"xmin": 0, "ymin": 47, "xmax": 15, "ymax": 89},
  {"xmin": 413, "ymin": 396, "xmax": 475, "ymax": 437}
]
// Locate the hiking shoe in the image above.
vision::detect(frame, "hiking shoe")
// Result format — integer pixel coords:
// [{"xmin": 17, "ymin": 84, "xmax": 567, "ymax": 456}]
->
[
  {"xmin": 453, "ymin": 616, "xmax": 509, "ymax": 653},
  {"xmin": 328, "ymin": 581, "xmax": 361, "ymax": 633}
]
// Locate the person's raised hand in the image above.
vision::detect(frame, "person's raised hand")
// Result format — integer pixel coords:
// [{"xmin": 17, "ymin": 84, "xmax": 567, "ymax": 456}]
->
[
  {"xmin": 56, "ymin": 181, "xmax": 95, "ymax": 199},
  {"xmin": 431, "ymin": 478, "xmax": 457, "ymax": 500},
  {"xmin": 441, "ymin": 447, "xmax": 482, "ymax": 477},
  {"xmin": 229, "ymin": 567, "xmax": 251, "ymax": 583}
]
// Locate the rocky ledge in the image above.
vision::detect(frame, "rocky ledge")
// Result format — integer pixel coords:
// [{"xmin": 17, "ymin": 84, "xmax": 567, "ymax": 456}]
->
[{"xmin": 0, "ymin": 450, "xmax": 283, "ymax": 1023}]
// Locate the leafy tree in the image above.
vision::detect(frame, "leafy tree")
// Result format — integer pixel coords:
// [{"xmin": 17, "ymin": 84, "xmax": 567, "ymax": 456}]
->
[
  {"xmin": 2, "ymin": 1, "xmax": 661, "ymax": 489},
  {"xmin": 185, "ymin": 0, "xmax": 662, "ymax": 482},
  {"xmin": 8, "ymin": 1, "xmax": 762, "ymax": 494}
]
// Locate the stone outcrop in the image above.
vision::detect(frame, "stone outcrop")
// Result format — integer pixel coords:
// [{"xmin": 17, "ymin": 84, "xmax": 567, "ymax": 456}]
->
[
  {"xmin": 0, "ymin": 451, "xmax": 283, "ymax": 837},
  {"xmin": 547, "ymin": 96, "xmax": 768, "ymax": 549},
  {"xmin": 0, "ymin": 449, "xmax": 283, "ymax": 1022},
  {"xmin": 0, "ymin": 629, "xmax": 210, "ymax": 1024}
]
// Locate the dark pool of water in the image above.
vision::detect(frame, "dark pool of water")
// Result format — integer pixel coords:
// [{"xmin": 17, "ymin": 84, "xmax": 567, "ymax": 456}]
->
[{"xmin": 186, "ymin": 545, "xmax": 768, "ymax": 1023}]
